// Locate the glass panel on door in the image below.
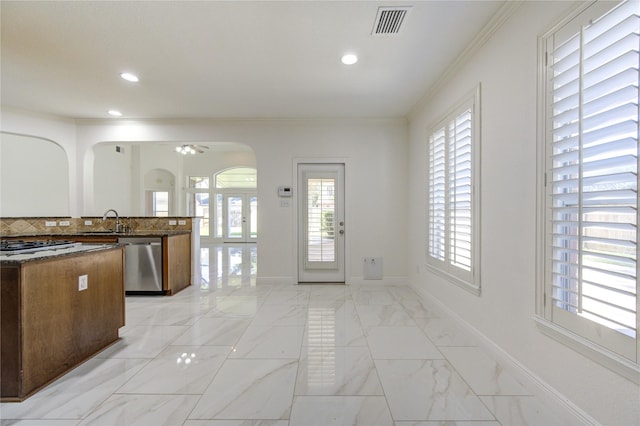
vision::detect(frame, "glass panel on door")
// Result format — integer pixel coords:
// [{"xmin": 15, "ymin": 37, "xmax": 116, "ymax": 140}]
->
[
  {"xmin": 226, "ymin": 196, "xmax": 243, "ymax": 240},
  {"xmin": 222, "ymin": 193, "xmax": 257, "ymax": 243},
  {"xmin": 306, "ymin": 178, "xmax": 336, "ymax": 263},
  {"xmin": 250, "ymin": 196, "xmax": 258, "ymax": 240},
  {"xmin": 216, "ymin": 194, "xmax": 223, "ymax": 238}
]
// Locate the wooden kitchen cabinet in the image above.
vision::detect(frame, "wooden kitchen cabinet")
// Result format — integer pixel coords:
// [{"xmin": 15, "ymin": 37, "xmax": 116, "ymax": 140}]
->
[
  {"xmin": 164, "ymin": 233, "xmax": 191, "ymax": 295},
  {"xmin": 65, "ymin": 233, "xmax": 192, "ymax": 295},
  {"xmin": 0, "ymin": 246, "xmax": 125, "ymax": 401},
  {"xmin": 66, "ymin": 235, "xmax": 119, "ymax": 244}
]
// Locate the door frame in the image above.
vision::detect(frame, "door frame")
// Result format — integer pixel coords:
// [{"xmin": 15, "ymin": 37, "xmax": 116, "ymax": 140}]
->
[
  {"xmin": 222, "ymin": 192, "xmax": 257, "ymax": 243},
  {"xmin": 294, "ymin": 158, "xmax": 349, "ymax": 284}
]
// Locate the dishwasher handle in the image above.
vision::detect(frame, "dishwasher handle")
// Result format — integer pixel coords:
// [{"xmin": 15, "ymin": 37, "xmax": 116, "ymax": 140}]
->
[{"xmin": 118, "ymin": 238, "xmax": 163, "ymax": 246}]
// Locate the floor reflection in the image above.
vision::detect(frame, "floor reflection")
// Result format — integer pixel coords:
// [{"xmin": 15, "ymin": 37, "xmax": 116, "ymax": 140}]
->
[
  {"xmin": 1, "ymin": 238, "xmax": 570, "ymax": 425},
  {"xmin": 198, "ymin": 243, "xmax": 257, "ymax": 290},
  {"xmin": 307, "ymin": 307, "xmax": 336, "ymax": 387},
  {"xmin": 175, "ymin": 351, "xmax": 196, "ymax": 368}
]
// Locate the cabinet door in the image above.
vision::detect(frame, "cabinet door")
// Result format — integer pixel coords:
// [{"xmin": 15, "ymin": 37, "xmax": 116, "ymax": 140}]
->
[{"xmin": 164, "ymin": 234, "xmax": 191, "ymax": 295}]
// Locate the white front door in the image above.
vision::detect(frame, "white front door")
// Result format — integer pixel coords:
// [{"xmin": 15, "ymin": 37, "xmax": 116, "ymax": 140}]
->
[
  {"xmin": 223, "ymin": 194, "xmax": 257, "ymax": 243},
  {"xmin": 298, "ymin": 163, "xmax": 345, "ymax": 282}
]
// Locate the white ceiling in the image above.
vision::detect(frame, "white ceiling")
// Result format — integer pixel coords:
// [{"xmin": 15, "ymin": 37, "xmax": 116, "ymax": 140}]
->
[{"xmin": 1, "ymin": 1, "xmax": 504, "ymax": 120}]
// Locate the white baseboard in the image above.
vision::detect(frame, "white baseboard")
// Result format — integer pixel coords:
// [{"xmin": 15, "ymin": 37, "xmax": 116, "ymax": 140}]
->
[
  {"xmin": 409, "ymin": 281, "xmax": 599, "ymax": 426},
  {"xmin": 349, "ymin": 276, "xmax": 408, "ymax": 286},
  {"xmin": 256, "ymin": 276, "xmax": 409, "ymax": 286},
  {"xmin": 255, "ymin": 276, "xmax": 296, "ymax": 286}
]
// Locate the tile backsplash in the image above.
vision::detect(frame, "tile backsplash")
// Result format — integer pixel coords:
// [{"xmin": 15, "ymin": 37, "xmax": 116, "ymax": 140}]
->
[{"xmin": 0, "ymin": 217, "xmax": 192, "ymax": 236}]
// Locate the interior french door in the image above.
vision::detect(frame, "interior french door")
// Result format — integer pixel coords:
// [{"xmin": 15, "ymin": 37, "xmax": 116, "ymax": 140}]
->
[
  {"xmin": 298, "ymin": 163, "xmax": 345, "ymax": 282},
  {"xmin": 223, "ymin": 193, "xmax": 257, "ymax": 243}
]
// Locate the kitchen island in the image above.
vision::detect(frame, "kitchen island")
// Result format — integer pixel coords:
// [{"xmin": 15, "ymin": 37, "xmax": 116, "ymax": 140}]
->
[
  {"xmin": 3, "ymin": 231, "xmax": 192, "ymax": 295},
  {"xmin": 0, "ymin": 243, "xmax": 125, "ymax": 401},
  {"xmin": 1, "ymin": 216, "xmax": 194, "ymax": 296}
]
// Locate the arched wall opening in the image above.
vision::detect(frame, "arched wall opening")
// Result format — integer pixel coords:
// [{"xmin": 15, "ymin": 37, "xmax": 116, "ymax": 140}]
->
[{"xmin": 89, "ymin": 141, "xmax": 256, "ymax": 223}]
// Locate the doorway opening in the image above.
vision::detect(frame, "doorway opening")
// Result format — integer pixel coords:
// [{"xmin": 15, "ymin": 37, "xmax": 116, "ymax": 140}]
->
[
  {"xmin": 186, "ymin": 167, "xmax": 257, "ymax": 242},
  {"xmin": 297, "ymin": 163, "xmax": 345, "ymax": 283},
  {"xmin": 221, "ymin": 194, "xmax": 257, "ymax": 242},
  {"xmin": 215, "ymin": 167, "xmax": 257, "ymax": 243}
]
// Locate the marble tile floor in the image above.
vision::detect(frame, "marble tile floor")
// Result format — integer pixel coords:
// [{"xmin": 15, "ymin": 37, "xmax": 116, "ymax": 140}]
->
[{"xmin": 1, "ymin": 245, "xmax": 577, "ymax": 426}]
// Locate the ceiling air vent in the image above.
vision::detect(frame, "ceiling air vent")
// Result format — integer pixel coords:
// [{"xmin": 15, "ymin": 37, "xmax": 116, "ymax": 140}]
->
[{"xmin": 372, "ymin": 6, "xmax": 411, "ymax": 35}]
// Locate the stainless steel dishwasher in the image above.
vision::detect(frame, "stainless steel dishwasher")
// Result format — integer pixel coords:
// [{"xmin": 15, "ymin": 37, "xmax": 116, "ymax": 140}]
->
[{"xmin": 118, "ymin": 237, "xmax": 164, "ymax": 294}]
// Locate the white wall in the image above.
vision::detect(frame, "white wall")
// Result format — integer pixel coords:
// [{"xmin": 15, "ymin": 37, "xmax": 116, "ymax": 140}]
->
[
  {"xmin": 75, "ymin": 118, "xmax": 408, "ymax": 283},
  {"xmin": 1, "ymin": 107, "xmax": 78, "ymax": 215},
  {"xmin": 92, "ymin": 143, "xmax": 133, "ymax": 216},
  {"xmin": 180, "ymin": 147, "xmax": 256, "ymax": 177},
  {"xmin": 407, "ymin": 2, "xmax": 639, "ymax": 425},
  {"xmin": 0, "ymin": 133, "xmax": 70, "ymax": 216}
]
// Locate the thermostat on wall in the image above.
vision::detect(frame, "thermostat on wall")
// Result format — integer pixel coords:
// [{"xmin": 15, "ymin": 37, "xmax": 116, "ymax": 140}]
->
[{"xmin": 278, "ymin": 186, "xmax": 292, "ymax": 197}]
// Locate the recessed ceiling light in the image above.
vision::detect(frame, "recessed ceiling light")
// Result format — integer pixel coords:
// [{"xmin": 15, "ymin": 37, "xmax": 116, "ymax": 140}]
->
[
  {"xmin": 120, "ymin": 72, "xmax": 139, "ymax": 82},
  {"xmin": 108, "ymin": 109, "xmax": 122, "ymax": 117},
  {"xmin": 341, "ymin": 53, "xmax": 358, "ymax": 65}
]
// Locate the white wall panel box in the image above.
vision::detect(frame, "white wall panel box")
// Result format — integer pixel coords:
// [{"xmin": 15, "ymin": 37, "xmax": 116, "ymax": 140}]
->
[{"xmin": 364, "ymin": 257, "xmax": 383, "ymax": 280}]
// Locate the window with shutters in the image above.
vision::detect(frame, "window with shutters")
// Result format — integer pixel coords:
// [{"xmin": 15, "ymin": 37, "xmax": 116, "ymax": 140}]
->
[
  {"xmin": 426, "ymin": 88, "xmax": 481, "ymax": 294},
  {"xmin": 538, "ymin": 0, "xmax": 639, "ymax": 378}
]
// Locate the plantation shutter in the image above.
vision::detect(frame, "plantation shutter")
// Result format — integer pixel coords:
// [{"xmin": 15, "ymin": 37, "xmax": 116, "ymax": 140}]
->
[
  {"xmin": 300, "ymin": 165, "xmax": 343, "ymax": 279},
  {"xmin": 429, "ymin": 127, "xmax": 447, "ymax": 262},
  {"xmin": 449, "ymin": 109, "xmax": 473, "ymax": 272},
  {"xmin": 306, "ymin": 177, "xmax": 336, "ymax": 264},
  {"xmin": 426, "ymin": 89, "xmax": 479, "ymax": 291},
  {"xmin": 547, "ymin": 0, "xmax": 639, "ymax": 360}
]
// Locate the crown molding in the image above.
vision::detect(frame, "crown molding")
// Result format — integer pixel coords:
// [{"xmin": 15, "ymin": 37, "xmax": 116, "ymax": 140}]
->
[{"xmin": 408, "ymin": 1, "xmax": 522, "ymax": 119}]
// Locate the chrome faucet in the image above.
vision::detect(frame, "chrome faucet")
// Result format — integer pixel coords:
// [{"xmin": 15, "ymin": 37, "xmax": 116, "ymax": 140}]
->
[{"xmin": 102, "ymin": 209, "xmax": 120, "ymax": 233}]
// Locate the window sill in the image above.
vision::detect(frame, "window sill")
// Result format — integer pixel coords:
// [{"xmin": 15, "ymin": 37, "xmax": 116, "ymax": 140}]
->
[
  {"xmin": 424, "ymin": 263, "xmax": 480, "ymax": 296},
  {"xmin": 534, "ymin": 315, "xmax": 640, "ymax": 385}
]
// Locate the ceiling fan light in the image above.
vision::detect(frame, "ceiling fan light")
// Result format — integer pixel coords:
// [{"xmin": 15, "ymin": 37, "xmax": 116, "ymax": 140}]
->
[{"xmin": 175, "ymin": 144, "xmax": 200, "ymax": 155}]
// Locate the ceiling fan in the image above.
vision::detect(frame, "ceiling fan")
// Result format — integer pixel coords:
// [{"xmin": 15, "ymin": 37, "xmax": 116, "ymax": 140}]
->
[{"xmin": 174, "ymin": 144, "xmax": 210, "ymax": 155}]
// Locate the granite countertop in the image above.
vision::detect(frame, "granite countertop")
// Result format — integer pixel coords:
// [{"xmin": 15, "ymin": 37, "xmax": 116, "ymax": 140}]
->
[
  {"xmin": 0, "ymin": 243, "xmax": 122, "ymax": 265},
  {"xmin": 3, "ymin": 230, "xmax": 191, "ymax": 238},
  {"xmin": 79, "ymin": 216, "xmax": 196, "ymax": 219},
  {"xmin": 76, "ymin": 230, "xmax": 191, "ymax": 237}
]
